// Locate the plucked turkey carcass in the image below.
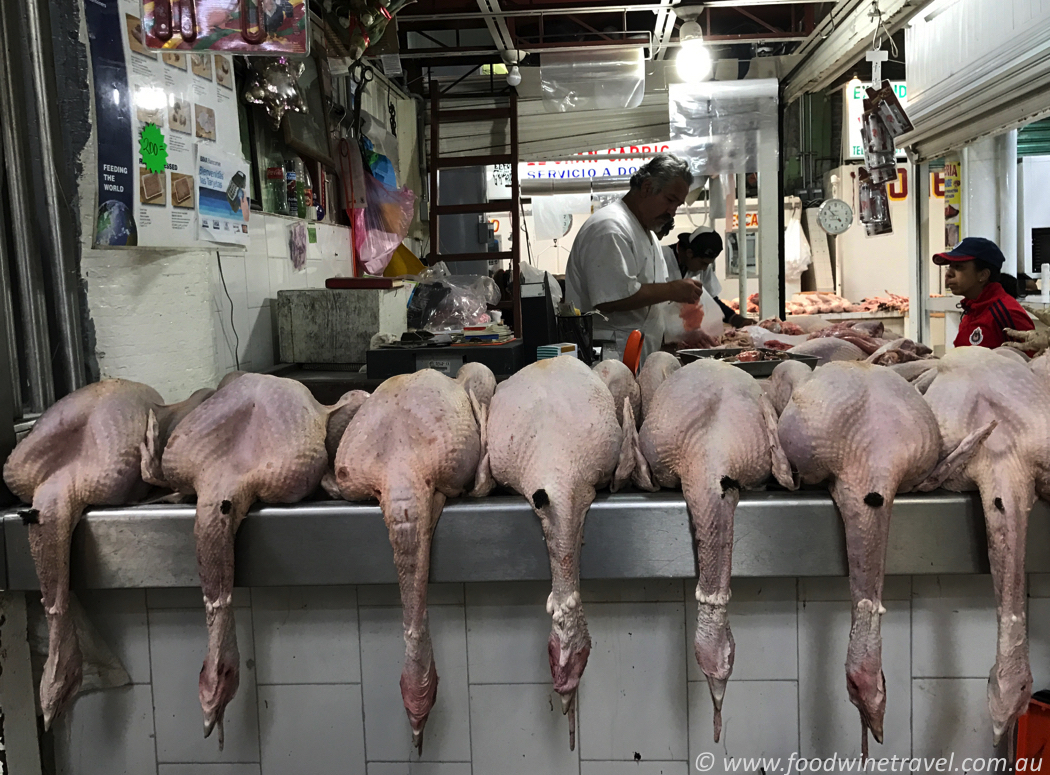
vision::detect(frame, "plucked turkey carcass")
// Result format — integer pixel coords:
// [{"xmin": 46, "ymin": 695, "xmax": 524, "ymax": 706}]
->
[
  {"xmin": 787, "ymin": 337, "xmax": 867, "ymax": 366},
  {"xmin": 638, "ymin": 359, "xmax": 795, "ymax": 742},
  {"xmin": 765, "ymin": 360, "xmax": 814, "ymax": 417},
  {"xmin": 777, "ymin": 362, "xmax": 992, "ymax": 756},
  {"xmin": 923, "ymin": 346, "xmax": 1050, "ymax": 742},
  {"xmin": 3, "ymin": 379, "xmax": 213, "ymax": 728},
  {"xmin": 637, "ymin": 351, "xmax": 682, "ymax": 420},
  {"xmin": 593, "ymin": 359, "xmax": 642, "ymax": 429},
  {"xmin": 473, "ymin": 356, "xmax": 639, "ymax": 750},
  {"xmin": 161, "ymin": 374, "xmax": 359, "ymax": 749},
  {"xmin": 334, "ymin": 365, "xmax": 491, "ymax": 754}
]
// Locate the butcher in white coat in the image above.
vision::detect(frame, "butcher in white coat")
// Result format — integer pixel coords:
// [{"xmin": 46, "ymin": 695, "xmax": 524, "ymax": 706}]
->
[
  {"xmin": 565, "ymin": 154, "xmax": 704, "ymax": 363},
  {"xmin": 663, "ymin": 227, "xmax": 755, "ymax": 329}
]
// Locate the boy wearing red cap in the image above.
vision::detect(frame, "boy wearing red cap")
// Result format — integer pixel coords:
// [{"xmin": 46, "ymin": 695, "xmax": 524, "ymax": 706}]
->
[{"xmin": 934, "ymin": 237, "xmax": 1034, "ymax": 349}]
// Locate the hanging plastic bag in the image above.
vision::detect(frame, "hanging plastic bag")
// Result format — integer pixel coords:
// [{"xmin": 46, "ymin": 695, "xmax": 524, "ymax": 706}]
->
[
  {"xmin": 352, "ymin": 169, "xmax": 416, "ymax": 275},
  {"xmin": 663, "ymin": 288, "xmax": 724, "ymax": 345},
  {"xmin": 362, "ymin": 137, "xmax": 397, "ymax": 187},
  {"xmin": 784, "ymin": 207, "xmax": 812, "ymax": 282}
]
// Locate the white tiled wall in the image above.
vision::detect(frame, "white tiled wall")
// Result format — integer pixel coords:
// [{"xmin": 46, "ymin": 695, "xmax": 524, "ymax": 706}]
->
[
  {"xmin": 53, "ymin": 574, "xmax": 1048, "ymax": 775},
  {"xmin": 213, "ymin": 214, "xmax": 354, "ymax": 378},
  {"xmin": 78, "ymin": 118, "xmax": 356, "ymax": 401},
  {"xmin": 81, "ymin": 211, "xmax": 352, "ymax": 402}
]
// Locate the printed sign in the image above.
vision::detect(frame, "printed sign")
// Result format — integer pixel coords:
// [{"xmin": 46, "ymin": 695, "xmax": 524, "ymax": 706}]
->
[
  {"xmin": 486, "ymin": 146, "xmax": 671, "ymax": 199},
  {"xmin": 86, "ymin": 0, "xmax": 245, "ymax": 248},
  {"xmin": 844, "ymin": 81, "xmax": 908, "ymax": 160},
  {"xmin": 197, "ymin": 149, "xmax": 250, "ymax": 245},
  {"xmin": 944, "ymin": 157, "xmax": 962, "ymax": 249}
]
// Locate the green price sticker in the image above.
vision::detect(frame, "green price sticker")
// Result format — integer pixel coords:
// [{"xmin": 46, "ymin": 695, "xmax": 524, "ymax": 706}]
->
[{"xmin": 139, "ymin": 123, "xmax": 168, "ymax": 174}]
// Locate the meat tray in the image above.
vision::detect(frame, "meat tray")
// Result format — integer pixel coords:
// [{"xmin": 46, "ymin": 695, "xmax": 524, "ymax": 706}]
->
[{"xmin": 676, "ymin": 347, "xmax": 819, "ymax": 377}]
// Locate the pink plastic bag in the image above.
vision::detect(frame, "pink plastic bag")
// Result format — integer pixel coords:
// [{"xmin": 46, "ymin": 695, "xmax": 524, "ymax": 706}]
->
[{"xmin": 352, "ymin": 170, "xmax": 415, "ymax": 275}]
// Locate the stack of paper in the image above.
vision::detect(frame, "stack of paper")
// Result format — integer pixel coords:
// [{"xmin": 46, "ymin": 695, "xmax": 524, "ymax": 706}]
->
[
  {"xmin": 536, "ymin": 343, "xmax": 578, "ymax": 360},
  {"xmin": 461, "ymin": 323, "xmax": 514, "ymax": 343}
]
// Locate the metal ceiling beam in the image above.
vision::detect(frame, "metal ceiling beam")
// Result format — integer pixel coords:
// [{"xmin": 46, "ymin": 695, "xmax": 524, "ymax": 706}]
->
[
  {"xmin": 388, "ymin": 33, "xmax": 806, "ymax": 61},
  {"xmin": 476, "ymin": 0, "xmax": 516, "ymax": 52},
  {"xmin": 651, "ymin": 0, "xmax": 678, "ymax": 60},
  {"xmin": 401, "ymin": 0, "xmax": 823, "ymax": 22},
  {"xmin": 782, "ymin": 0, "xmax": 924, "ymax": 103}
]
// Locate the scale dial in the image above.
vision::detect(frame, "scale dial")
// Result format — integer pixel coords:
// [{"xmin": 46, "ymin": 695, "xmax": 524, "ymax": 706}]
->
[{"xmin": 817, "ymin": 198, "xmax": 854, "ymax": 235}]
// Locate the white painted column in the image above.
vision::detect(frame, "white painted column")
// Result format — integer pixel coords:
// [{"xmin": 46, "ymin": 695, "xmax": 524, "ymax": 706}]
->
[
  {"xmin": 737, "ymin": 173, "xmax": 747, "ymax": 313},
  {"xmin": 757, "ymin": 128, "xmax": 781, "ymax": 320},
  {"xmin": 997, "ymin": 130, "xmax": 1019, "ymax": 275},
  {"xmin": 909, "ymin": 162, "xmax": 931, "ymax": 344},
  {"xmin": 962, "ymin": 137, "xmax": 998, "ymax": 242}
]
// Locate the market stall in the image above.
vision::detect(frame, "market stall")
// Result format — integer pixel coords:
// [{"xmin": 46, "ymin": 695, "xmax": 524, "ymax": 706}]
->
[{"xmin": 7, "ymin": 0, "xmax": 1050, "ymax": 770}]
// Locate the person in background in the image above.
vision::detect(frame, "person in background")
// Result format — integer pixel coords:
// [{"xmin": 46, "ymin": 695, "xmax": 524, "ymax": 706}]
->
[
  {"xmin": 565, "ymin": 153, "xmax": 703, "ymax": 362},
  {"xmin": 933, "ymin": 237, "xmax": 1034, "ymax": 349},
  {"xmin": 663, "ymin": 227, "xmax": 754, "ymax": 328},
  {"xmin": 999, "ymin": 274, "xmax": 1020, "ymax": 298},
  {"xmin": 1016, "ymin": 273, "xmax": 1040, "ymax": 295}
]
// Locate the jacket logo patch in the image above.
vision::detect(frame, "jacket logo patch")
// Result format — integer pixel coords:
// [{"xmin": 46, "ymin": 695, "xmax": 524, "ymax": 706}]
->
[{"xmin": 969, "ymin": 327, "xmax": 984, "ymax": 345}]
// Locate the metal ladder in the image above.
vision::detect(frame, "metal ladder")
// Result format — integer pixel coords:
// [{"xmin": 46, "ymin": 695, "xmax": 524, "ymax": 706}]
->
[{"xmin": 428, "ymin": 81, "xmax": 522, "ymax": 337}]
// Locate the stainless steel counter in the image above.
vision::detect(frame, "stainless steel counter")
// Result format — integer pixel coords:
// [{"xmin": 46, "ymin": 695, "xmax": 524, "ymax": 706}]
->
[{"xmin": 3, "ymin": 490, "xmax": 1049, "ymax": 590}]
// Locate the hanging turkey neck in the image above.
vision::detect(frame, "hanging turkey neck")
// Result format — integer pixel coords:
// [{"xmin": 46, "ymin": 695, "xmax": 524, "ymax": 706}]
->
[
  {"xmin": 195, "ymin": 492, "xmax": 247, "ymax": 751},
  {"xmin": 979, "ymin": 473, "xmax": 1034, "ymax": 744},
  {"xmin": 27, "ymin": 476, "xmax": 83, "ymax": 730},
  {"xmin": 835, "ymin": 480, "xmax": 892, "ymax": 759},
  {"xmin": 537, "ymin": 485, "xmax": 591, "ymax": 752},
  {"xmin": 382, "ymin": 469, "xmax": 443, "ymax": 756},
  {"xmin": 685, "ymin": 463, "xmax": 738, "ymax": 744}
]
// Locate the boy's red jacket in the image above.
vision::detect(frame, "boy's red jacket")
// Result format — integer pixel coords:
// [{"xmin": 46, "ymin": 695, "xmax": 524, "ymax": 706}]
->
[{"xmin": 955, "ymin": 282, "xmax": 1034, "ymax": 349}]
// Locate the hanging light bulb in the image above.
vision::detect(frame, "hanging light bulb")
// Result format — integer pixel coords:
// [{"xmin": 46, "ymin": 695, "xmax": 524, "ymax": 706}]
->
[
  {"xmin": 676, "ymin": 20, "xmax": 713, "ymax": 82},
  {"xmin": 506, "ymin": 64, "xmax": 521, "ymax": 87}
]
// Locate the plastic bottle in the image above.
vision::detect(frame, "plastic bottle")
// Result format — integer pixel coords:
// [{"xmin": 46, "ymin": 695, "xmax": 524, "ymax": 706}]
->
[
  {"xmin": 294, "ymin": 158, "xmax": 307, "ymax": 219},
  {"xmin": 284, "ymin": 159, "xmax": 297, "ymax": 217},
  {"xmin": 267, "ymin": 165, "xmax": 288, "ymax": 215}
]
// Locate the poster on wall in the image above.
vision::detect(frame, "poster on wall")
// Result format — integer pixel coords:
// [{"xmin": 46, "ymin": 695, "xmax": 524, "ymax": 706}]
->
[
  {"xmin": 86, "ymin": 0, "xmax": 247, "ymax": 248},
  {"xmin": 197, "ymin": 149, "xmax": 250, "ymax": 245},
  {"xmin": 943, "ymin": 157, "xmax": 962, "ymax": 249}
]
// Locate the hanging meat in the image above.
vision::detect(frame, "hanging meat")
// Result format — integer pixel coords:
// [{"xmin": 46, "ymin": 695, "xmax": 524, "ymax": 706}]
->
[
  {"xmin": 638, "ymin": 359, "xmax": 795, "ymax": 742},
  {"xmin": 473, "ymin": 356, "xmax": 640, "ymax": 750},
  {"xmin": 923, "ymin": 346, "xmax": 1050, "ymax": 742},
  {"xmin": 3, "ymin": 379, "xmax": 213, "ymax": 728},
  {"xmin": 777, "ymin": 363, "xmax": 992, "ymax": 756},
  {"xmin": 334, "ymin": 365, "xmax": 491, "ymax": 755},
  {"xmin": 161, "ymin": 374, "xmax": 358, "ymax": 749}
]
